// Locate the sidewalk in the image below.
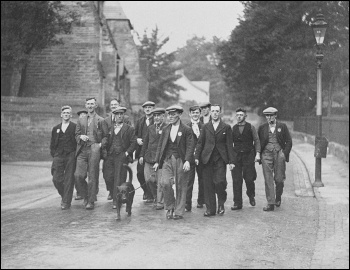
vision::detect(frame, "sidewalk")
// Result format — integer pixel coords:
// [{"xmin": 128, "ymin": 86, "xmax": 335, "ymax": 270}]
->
[{"xmin": 292, "ymin": 141, "xmax": 349, "ymax": 269}]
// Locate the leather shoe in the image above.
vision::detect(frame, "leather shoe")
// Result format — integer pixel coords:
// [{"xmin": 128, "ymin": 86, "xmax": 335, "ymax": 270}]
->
[
  {"xmin": 275, "ymin": 197, "xmax": 281, "ymax": 207},
  {"xmin": 204, "ymin": 211, "xmax": 216, "ymax": 217},
  {"xmin": 107, "ymin": 192, "xmax": 113, "ymax": 200},
  {"xmin": 263, "ymin": 205, "xmax": 274, "ymax": 211},
  {"xmin": 197, "ymin": 203, "xmax": 204, "ymax": 208},
  {"xmin": 75, "ymin": 195, "xmax": 83, "ymax": 200},
  {"xmin": 83, "ymin": 198, "xmax": 88, "ymax": 207},
  {"xmin": 146, "ymin": 198, "xmax": 154, "ymax": 203},
  {"xmin": 166, "ymin": 209, "xmax": 174, "ymax": 219},
  {"xmin": 173, "ymin": 215, "xmax": 183, "ymax": 220},
  {"xmin": 249, "ymin": 196, "xmax": 256, "ymax": 206},
  {"xmin": 112, "ymin": 204, "xmax": 117, "ymax": 209},
  {"xmin": 156, "ymin": 205, "xmax": 164, "ymax": 210},
  {"xmin": 231, "ymin": 205, "xmax": 242, "ymax": 210},
  {"xmin": 143, "ymin": 193, "xmax": 148, "ymax": 200},
  {"xmin": 217, "ymin": 205, "xmax": 225, "ymax": 215},
  {"xmin": 61, "ymin": 204, "xmax": 70, "ymax": 210},
  {"xmin": 85, "ymin": 202, "xmax": 94, "ymax": 210}
]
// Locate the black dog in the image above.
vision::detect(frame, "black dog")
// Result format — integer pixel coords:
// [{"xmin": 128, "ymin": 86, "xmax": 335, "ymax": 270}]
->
[{"xmin": 115, "ymin": 164, "xmax": 134, "ymax": 221}]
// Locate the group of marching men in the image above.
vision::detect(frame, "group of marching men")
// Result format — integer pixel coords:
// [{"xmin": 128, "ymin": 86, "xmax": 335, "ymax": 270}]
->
[{"xmin": 50, "ymin": 97, "xmax": 292, "ymax": 220}]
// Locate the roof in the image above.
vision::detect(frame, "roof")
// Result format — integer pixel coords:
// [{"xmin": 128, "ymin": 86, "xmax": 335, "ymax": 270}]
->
[{"xmin": 103, "ymin": 1, "xmax": 133, "ymax": 29}]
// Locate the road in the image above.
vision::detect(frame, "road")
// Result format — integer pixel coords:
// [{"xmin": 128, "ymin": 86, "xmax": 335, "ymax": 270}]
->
[{"xmin": 1, "ymin": 145, "xmax": 319, "ymax": 269}]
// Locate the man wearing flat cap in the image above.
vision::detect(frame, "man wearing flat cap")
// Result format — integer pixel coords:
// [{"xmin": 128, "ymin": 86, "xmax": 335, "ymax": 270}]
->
[
  {"xmin": 102, "ymin": 98, "xmax": 131, "ymax": 200},
  {"xmin": 230, "ymin": 108, "xmax": 261, "ymax": 211},
  {"xmin": 199, "ymin": 102, "xmax": 212, "ymax": 124},
  {"xmin": 185, "ymin": 105, "xmax": 205, "ymax": 212},
  {"xmin": 101, "ymin": 106, "xmax": 137, "ymax": 209},
  {"xmin": 154, "ymin": 105, "xmax": 194, "ymax": 220},
  {"xmin": 258, "ymin": 107, "xmax": 292, "ymax": 211},
  {"xmin": 139, "ymin": 108, "xmax": 167, "ymax": 210},
  {"xmin": 135, "ymin": 101, "xmax": 155, "ymax": 202}
]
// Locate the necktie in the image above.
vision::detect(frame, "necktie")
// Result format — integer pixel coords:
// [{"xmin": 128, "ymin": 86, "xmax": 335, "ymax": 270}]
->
[
  {"xmin": 146, "ymin": 118, "xmax": 150, "ymax": 126},
  {"xmin": 192, "ymin": 123, "xmax": 200, "ymax": 138}
]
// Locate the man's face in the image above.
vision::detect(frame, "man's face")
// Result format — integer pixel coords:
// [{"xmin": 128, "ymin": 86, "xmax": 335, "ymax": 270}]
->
[
  {"xmin": 265, "ymin": 114, "xmax": 277, "ymax": 124},
  {"xmin": 79, "ymin": 112, "xmax": 87, "ymax": 119},
  {"xmin": 110, "ymin": 100, "xmax": 120, "ymax": 112},
  {"xmin": 202, "ymin": 106, "xmax": 210, "ymax": 116},
  {"xmin": 153, "ymin": 113, "xmax": 164, "ymax": 125},
  {"xmin": 236, "ymin": 111, "xmax": 246, "ymax": 124},
  {"xmin": 144, "ymin": 106, "xmax": 154, "ymax": 116},
  {"xmin": 114, "ymin": 112, "xmax": 124, "ymax": 124},
  {"xmin": 211, "ymin": 106, "xmax": 221, "ymax": 121},
  {"xmin": 61, "ymin": 109, "xmax": 72, "ymax": 121},
  {"xmin": 190, "ymin": 109, "xmax": 201, "ymax": 121},
  {"xmin": 85, "ymin": 99, "xmax": 97, "ymax": 113},
  {"xmin": 168, "ymin": 111, "xmax": 181, "ymax": 124}
]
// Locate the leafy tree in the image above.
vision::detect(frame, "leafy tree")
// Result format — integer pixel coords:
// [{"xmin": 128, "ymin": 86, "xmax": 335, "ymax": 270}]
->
[
  {"xmin": 137, "ymin": 26, "xmax": 183, "ymax": 103},
  {"xmin": 217, "ymin": 1, "xmax": 349, "ymax": 119},
  {"xmin": 1, "ymin": 1, "xmax": 78, "ymax": 96}
]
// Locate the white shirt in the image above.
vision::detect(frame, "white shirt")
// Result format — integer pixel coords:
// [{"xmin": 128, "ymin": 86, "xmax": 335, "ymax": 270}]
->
[
  {"xmin": 146, "ymin": 117, "xmax": 151, "ymax": 126},
  {"xmin": 269, "ymin": 122, "xmax": 276, "ymax": 133},
  {"xmin": 114, "ymin": 123, "xmax": 123, "ymax": 135},
  {"xmin": 191, "ymin": 119, "xmax": 200, "ymax": 138},
  {"xmin": 61, "ymin": 122, "xmax": 69, "ymax": 133},
  {"xmin": 170, "ymin": 123, "xmax": 180, "ymax": 142},
  {"xmin": 212, "ymin": 120, "xmax": 220, "ymax": 131}
]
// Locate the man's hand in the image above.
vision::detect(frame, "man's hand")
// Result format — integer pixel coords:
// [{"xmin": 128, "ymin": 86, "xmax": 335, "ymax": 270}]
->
[
  {"xmin": 80, "ymin": 135, "xmax": 89, "ymax": 142},
  {"xmin": 153, "ymin": 163, "xmax": 159, "ymax": 171},
  {"xmin": 229, "ymin": 164, "xmax": 235, "ymax": 171},
  {"xmin": 254, "ymin": 152, "xmax": 261, "ymax": 163},
  {"xmin": 195, "ymin": 159, "xmax": 199, "ymax": 166},
  {"xmin": 137, "ymin": 138, "xmax": 143, "ymax": 146},
  {"xmin": 183, "ymin": 161, "xmax": 190, "ymax": 172},
  {"xmin": 139, "ymin": 157, "xmax": 144, "ymax": 165}
]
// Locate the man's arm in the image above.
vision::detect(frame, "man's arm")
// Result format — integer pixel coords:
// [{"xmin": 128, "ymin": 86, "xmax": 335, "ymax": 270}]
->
[{"xmin": 50, "ymin": 127, "xmax": 56, "ymax": 158}]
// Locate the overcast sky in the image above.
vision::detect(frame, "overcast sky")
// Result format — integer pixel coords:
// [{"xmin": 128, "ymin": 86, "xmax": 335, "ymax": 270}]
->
[{"xmin": 119, "ymin": 1, "xmax": 245, "ymax": 53}]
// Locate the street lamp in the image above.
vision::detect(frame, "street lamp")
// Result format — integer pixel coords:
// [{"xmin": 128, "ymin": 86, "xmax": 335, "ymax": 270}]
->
[{"xmin": 311, "ymin": 13, "xmax": 328, "ymax": 187}]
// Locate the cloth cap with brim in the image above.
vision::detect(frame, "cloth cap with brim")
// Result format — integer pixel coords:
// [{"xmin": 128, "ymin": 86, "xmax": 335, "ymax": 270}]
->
[
  {"xmin": 112, "ymin": 107, "xmax": 127, "ymax": 114},
  {"xmin": 77, "ymin": 110, "xmax": 88, "ymax": 116},
  {"xmin": 166, "ymin": 105, "xmax": 184, "ymax": 113},
  {"xmin": 189, "ymin": 105, "xmax": 201, "ymax": 112},
  {"xmin": 263, "ymin": 107, "xmax": 278, "ymax": 115},
  {"xmin": 152, "ymin": 108, "xmax": 166, "ymax": 114},
  {"xmin": 199, "ymin": 102, "xmax": 211, "ymax": 108},
  {"xmin": 142, "ymin": 101, "xmax": 156, "ymax": 107}
]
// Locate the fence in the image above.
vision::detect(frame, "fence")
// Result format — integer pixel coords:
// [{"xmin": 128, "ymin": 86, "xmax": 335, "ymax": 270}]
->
[{"xmin": 294, "ymin": 116, "xmax": 349, "ymax": 146}]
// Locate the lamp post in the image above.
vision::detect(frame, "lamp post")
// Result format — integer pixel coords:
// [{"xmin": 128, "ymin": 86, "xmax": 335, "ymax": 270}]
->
[{"xmin": 311, "ymin": 13, "xmax": 328, "ymax": 187}]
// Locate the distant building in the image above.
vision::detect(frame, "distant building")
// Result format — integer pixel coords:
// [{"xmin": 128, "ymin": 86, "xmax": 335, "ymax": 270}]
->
[{"xmin": 175, "ymin": 70, "xmax": 210, "ymax": 104}]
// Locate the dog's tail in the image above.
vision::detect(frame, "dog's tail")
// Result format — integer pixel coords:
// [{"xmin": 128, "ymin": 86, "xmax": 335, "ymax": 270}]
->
[{"xmin": 123, "ymin": 164, "xmax": 133, "ymax": 183}]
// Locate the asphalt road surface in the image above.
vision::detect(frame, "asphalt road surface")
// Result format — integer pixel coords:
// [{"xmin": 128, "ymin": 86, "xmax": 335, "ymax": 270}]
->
[{"xmin": 1, "ymin": 149, "xmax": 319, "ymax": 269}]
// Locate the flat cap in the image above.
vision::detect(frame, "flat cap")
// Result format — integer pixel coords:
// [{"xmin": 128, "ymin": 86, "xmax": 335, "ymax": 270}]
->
[
  {"xmin": 199, "ymin": 101, "xmax": 211, "ymax": 108},
  {"xmin": 77, "ymin": 110, "xmax": 88, "ymax": 116},
  {"xmin": 189, "ymin": 105, "xmax": 201, "ymax": 112},
  {"xmin": 152, "ymin": 108, "xmax": 166, "ymax": 114},
  {"xmin": 112, "ymin": 106, "xmax": 127, "ymax": 114},
  {"xmin": 166, "ymin": 105, "xmax": 184, "ymax": 113},
  {"xmin": 263, "ymin": 107, "xmax": 278, "ymax": 115},
  {"xmin": 142, "ymin": 101, "xmax": 156, "ymax": 107}
]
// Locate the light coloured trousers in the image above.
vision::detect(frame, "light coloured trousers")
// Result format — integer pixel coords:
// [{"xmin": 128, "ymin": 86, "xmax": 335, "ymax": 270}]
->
[{"xmin": 144, "ymin": 162, "xmax": 164, "ymax": 206}]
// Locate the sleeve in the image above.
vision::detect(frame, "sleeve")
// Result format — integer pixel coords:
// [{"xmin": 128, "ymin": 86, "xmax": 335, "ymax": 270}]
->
[
  {"xmin": 140, "ymin": 127, "xmax": 150, "ymax": 158},
  {"xmin": 101, "ymin": 119, "xmax": 109, "ymax": 148},
  {"xmin": 75, "ymin": 119, "xmax": 83, "ymax": 144},
  {"xmin": 251, "ymin": 125, "xmax": 261, "ymax": 153},
  {"xmin": 184, "ymin": 128, "xmax": 194, "ymax": 162},
  {"xmin": 126, "ymin": 127, "xmax": 137, "ymax": 155},
  {"xmin": 226, "ymin": 125, "xmax": 235, "ymax": 164},
  {"xmin": 194, "ymin": 126, "xmax": 205, "ymax": 161},
  {"xmin": 283, "ymin": 124, "xmax": 293, "ymax": 160},
  {"xmin": 50, "ymin": 127, "xmax": 56, "ymax": 158}
]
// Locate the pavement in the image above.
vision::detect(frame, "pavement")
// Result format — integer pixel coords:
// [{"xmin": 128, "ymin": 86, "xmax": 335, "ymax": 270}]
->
[{"xmin": 1, "ymin": 140, "xmax": 349, "ymax": 268}]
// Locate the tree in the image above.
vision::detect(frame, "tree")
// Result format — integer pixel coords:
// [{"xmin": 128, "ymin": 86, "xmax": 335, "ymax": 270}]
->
[
  {"xmin": 137, "ymin": 26, "xmax": 183, "ymax": 103},
  {"xmin": 217, "ymin": 1, "xmax": 349, "ymax": 119},
  {"xmin": 1, "ymin": 1, "xmax": 78, "ymax": 96}
]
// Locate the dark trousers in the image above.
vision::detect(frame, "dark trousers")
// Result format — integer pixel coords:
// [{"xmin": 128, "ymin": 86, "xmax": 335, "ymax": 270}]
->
[
  {"xmin": 51, "ymin": 151, "xmax": 76, "ymax": 206},
  {"xmin": 137, "ymin": 161, "xmax": 153, "ymax": 199},
  {"xmin": 74, "ymin": 144, "xmax": 100, "ymax": 204},
  {"xmin": 103, "ymin": 152, "xmax": 128, "ymax": 203},
  {"xmin": 231, "ymin": 152, "xmax": 257, "ymax": 207},
  {"xmin": 203, "ymin": 157, "xmax": 227, "ymax": 214},
  {"xmin": 186, "ymin": 162, "xmax": 205, "ymax": 208}
]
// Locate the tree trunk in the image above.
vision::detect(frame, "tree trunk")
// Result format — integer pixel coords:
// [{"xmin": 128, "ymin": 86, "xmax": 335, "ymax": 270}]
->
[{"xmin": 17, "ymin": 63, "xmax": 28, "ymax": 97}]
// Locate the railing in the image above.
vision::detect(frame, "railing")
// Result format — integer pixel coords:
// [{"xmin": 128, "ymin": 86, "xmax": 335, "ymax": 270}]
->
[{"xmin": 294, "ymin": 116, "xmax": 349, "ymax": 146}]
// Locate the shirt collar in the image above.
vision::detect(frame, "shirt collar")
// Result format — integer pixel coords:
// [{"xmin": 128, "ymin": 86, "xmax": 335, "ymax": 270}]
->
[{"xmin": 237, "ymin": 121, "xmax": 246, "ymax": 126}]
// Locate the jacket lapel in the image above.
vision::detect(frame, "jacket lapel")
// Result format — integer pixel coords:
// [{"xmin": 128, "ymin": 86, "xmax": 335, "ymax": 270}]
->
[
  {"xmin": 215, "ymin": 120, "xmax": 225, "ymax": 134},
  {"xmin": 162, "ymin": 125, "xmax": 171, "ymax": 151},
  {"xmin": 120, "ymin": 124, "xmax": 128, "ymax": 139},
  {"xmin": 176, "ymin": 122, "xmax": 184, "ymax": 146},
  {"xmin": 207, "ymin": 121, "xmax": 215, "ymax": 134}
]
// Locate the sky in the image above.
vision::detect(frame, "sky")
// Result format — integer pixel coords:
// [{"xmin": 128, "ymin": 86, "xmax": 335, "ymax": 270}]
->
[{"xmin": 119, "ymin": 1, "xmax": 245, "ymax": 53}]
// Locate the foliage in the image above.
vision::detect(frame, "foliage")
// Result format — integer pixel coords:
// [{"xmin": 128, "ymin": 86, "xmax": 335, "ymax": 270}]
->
[
  {"xmin": 217, "ymin": 1, "xmax": 349, "ymax": 119},
  {"xmin": 137, "ymin": 26, "xmax": 184, "ymax": 102},
  {"xmin": 1, "ymin": 1, "xmax": 78, "ymax": 65}
]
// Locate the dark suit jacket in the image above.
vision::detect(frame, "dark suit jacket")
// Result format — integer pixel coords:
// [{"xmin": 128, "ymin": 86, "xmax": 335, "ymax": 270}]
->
[
  {"xmin": 140, "ymin": 122, "xmax": 166, "ymax": 164},
  {"xmin": 186, "ymin": 121, "xmax": 204, "ymax": 163},
  {"xmin": 195, "ymin": 120, "xmax": 235, "ymax": 165},
  {"xmin": 101, "ymin": 120, "xmax": 137, "ymax": 158},
  {"xmin": 134, "ymin": 115, "xmax": 154, "ymax": 158},
  {"xmin": 258, "ymin": 121, "xmax": 292, "ymax": 162},
  {"xmin": 50, "ymin": 122, "xmax": 77, "ymax": 157},
  {"xmin": 155, "ymin": 121, "xmax": 194, "ymax": 168},
  {"xmin": 75, "ymin": 113, "xmax": 104, "ymax": 157}
]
